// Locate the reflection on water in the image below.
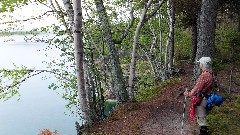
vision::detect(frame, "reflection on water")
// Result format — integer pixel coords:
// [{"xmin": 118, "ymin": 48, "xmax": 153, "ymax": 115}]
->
[{"xmin": 0, "ymin": 35, "xmax": 79, "ymax": 135}]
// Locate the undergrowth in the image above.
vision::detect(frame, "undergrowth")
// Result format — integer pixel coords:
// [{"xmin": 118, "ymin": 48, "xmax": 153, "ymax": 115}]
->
[
  {"xmin": 136, "ymin": 77, "xmax": 181, "ymax": 102},
  {"xmin": 207, "ymin": 27, "xmax": 240, "ymax": 135},
  {"xmin": 207, "ymin": 95, "xmax": 240, "ymax": 135}
]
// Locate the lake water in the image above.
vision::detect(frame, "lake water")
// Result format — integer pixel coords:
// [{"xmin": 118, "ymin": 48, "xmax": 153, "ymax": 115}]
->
[{"xmin": 0, "ymin": 35, "xmax": 80, "ymax": 135}]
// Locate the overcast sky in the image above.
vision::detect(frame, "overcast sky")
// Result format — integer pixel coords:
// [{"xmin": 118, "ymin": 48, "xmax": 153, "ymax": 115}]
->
[{"xmin": 0, "ymin": 1, "xmax": 61, "ymax": 31}]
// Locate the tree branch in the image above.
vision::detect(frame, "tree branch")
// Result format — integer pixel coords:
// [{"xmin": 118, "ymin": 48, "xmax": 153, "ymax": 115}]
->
[
  {"xmin": 53, "ymin": 0, "xmax": 73, "ymax": 37},
  {"xmin": 113, "ymin": 0, "xmax": 135, "ymax": 44},
  {"xmin": 144, "ymin": 0, "xmax": 165, "ymax": 23},
  {"xmin": 0, "ymin": 69, "xmax": 73, "ymax": 93},
  {"xmin": 1, "ymin": 11, "xmax": 55, "ymax": 24}
]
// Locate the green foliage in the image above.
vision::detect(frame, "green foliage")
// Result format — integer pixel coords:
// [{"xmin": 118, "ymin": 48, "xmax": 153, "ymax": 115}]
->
[
  {"xmin": 136, "ymin": 77, "xmax": 180, "ymax": 102},
  {"xmin": 218, "ymin": 0, "xmax": 240, "ymax": 17},
  {"xmin": 135, "ymin": 60, "xmax": 154, "ymax": 89},
  {"xmin": 0, "ymin": 65, "xmax": 33, "ymax": 100},
  {"xmin": 134, "ymin": 59, "xmax": 157, "ymax": 102},
  {"xmin": 0, "ymin": 0, "xmax": 26, "ymax": 12},
  {"xmin": 212, "ymin": 58, "xmax": 228, "ymax": 74},
  {"xmin": 173, "ymin": 0, "xmax": 200, "ymax": 27},
  {"xmin": 214, "ymin": 25, "xmax": 240, "ymax": 73},
  {"xmin": 225, "ymin": 32, "xmax": 240, "ymax": 44},
  {"xmin": 206, "ymin": 96, "xmax": 240, "ymax": 135},
  {"xmin": 174, "ymin": 28, "xmax": 192, "ymax": 60},
  {"xmin": 205, "ymin": 20, "xmax": 240, "ymax": 135},
  {"xmin": 136, "ymin": 86, "xmax": 158, "ymax": 102},
  {"xmin": 0, "ymin": 0, "xmax": 48, "ymax": 12}
]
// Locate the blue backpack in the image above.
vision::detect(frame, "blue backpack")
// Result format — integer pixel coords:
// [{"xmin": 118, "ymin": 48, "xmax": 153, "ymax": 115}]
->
[{"xmin": 207, "ymin": 93, "xmax": 223, "ymax": 109}]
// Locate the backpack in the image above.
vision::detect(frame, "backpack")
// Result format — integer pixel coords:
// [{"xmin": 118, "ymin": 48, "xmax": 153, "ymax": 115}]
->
[{"xmin": 206, "ymin": 93, "xmax": 223, "ymax": 109}]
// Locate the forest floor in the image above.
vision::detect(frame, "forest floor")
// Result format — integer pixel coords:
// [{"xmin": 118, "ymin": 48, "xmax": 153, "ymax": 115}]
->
[{"xmin": 90, "ymin": 61, "xmax": 240, "ymax": 135}]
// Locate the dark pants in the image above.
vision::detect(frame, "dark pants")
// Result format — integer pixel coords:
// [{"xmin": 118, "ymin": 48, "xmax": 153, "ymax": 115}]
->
[{"xmin": 199, "ymin": 126, "xmax": 209, "ymax": 135}]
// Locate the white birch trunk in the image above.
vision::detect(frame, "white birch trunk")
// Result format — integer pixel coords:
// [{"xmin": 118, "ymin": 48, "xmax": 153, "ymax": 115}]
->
[
  {"xmin": 128, "ymin": 0, "xmax": 165, "ymax": 100},
  {"xmin": 62, "ymin": 0, "xmax": 74, "ymax": 30},
  {"xmin": 158, "ymin": 10, "xmax": 166, "ymax": 81},
  {"xmin": 72, "ymin": 0, "xmax": 91, "ymax": 124},
  {"xmin": 167, "ymin": 0, "xmax": 175, "ymax": 70},
  {"xmin": 128, "ymin": 0, "xmax": 154, "ymax": 101},
  {"xmin": 158, "ymin": 11, "xmax": 163, "ymax": 64}
]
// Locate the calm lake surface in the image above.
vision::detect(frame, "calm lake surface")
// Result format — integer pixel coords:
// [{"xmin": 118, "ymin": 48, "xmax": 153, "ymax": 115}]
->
[{"xmin": 0, "ymin": 35, "xmax": 80, "ymax": 135}]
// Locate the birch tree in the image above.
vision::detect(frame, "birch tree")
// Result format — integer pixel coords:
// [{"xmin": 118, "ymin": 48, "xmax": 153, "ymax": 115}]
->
[
  {"xmin": 165, "ymin": 0, "xmax": 175, "ymax": 71},
  {"xmin": 128, "ymin": 0, "xmax": 165, "ymax": 101},
  {"xmin": 72, "ymin": 0, "xmax": 91, "ymax": 125},
  {"xmin": 93, "ymin": 0, "xmax": 128, "ymax": 103}
]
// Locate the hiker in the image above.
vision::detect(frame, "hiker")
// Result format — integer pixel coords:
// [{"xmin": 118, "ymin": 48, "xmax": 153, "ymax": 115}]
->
[{"xmin": 184, "ymin": 57, "xmax": 214, "ymax": 135}]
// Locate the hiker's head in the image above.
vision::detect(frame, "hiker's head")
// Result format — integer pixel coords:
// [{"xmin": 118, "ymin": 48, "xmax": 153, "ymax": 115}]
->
[{"xmin": 197, "ymin": 57, "xmax": 212, "ymax": 69}]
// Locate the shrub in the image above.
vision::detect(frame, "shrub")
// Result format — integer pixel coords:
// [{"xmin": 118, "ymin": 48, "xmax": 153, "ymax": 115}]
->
[
  {"xmin": 136, "ymin": 78, "xmax": 180, "ymax": 102},
  {"xmin": 206, "ymin": 96, "xmax": 240, "ymax": 135}
]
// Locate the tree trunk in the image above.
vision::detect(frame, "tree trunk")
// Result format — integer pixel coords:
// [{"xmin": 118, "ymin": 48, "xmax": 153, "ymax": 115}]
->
[
  {"xmin": 128, "ymin": 0, "xmax": 165, "ymax": 101},
  {"xmin": 191, "ymin": 22, "xmax": 198, "ymax": 63},
  {"xmin": 128, "ymin": 0, "xmax": 152, "ymax": 101},
  {"xmin": 94, "ymin": 0, "xmax": 128, "ymax": 103},
  {"xmin": 158, "ymin": 10, "xmax": 167, "ymax": 81},
  {"xmin": 194, "ymin": 0, "xmax": 218, "ymax": 78},
  {"xmin": 84, "ymin": 62, "xmax": 99, "ymax": 123},
  {"xmin": 167, "ymin": 0, "xmax": 175, "ymax": 71},
  {"xmin": 238, "ymin": 12, "xmax": 240, "ymax": 32},
  {"xmin": 73, "ymin": 0, "xmax": 91, "ymax": 125},
  {"xmin": 62, "ymin": 0, "xmax": 74, "ymax": 30}
]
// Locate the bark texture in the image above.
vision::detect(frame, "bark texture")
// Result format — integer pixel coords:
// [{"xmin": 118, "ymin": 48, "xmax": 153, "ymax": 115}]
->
[
  {"xmin": 167, "ymin": 0, "xmax": 175, "ymax": 70},
  {"xmin": 94, "ymin": 0, "xmax": 128, "ymax": 103},
  {"xmin": 128, "ymin": 0, "xmax": 165, "ymax": 101},
  {"xmin": 238, "ymin": 13, "xmax": 240, "ymax": 32},
  {"xmin": 196, "ymin": 0, "xmax": 218, "ymax": 59},
  {"xmin": 62, "ymin": 0, "xmax": 74, "ymax": 30},
  {"xmin": 128, "ymin": 0, "xmax": 153, "ymax": 102},
  {"xmin": 194, "ymin": 0, "xmax": 218, "ymax": 78},
  {"xmin": 73, "ymin": 0, "xmax": 91, "ymax": 124},
  {"xmin": 191, "ymin": 22, "xmax": 198, "ymax": 63}
]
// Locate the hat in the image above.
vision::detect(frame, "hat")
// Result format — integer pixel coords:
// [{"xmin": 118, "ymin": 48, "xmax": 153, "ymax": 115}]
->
[{"xmin": 197, "ymin": 57, "xmax": 212, "ymax": 65}]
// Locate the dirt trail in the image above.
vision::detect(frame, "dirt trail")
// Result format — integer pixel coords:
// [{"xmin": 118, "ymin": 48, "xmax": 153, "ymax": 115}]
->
[
  {"xmin": 90, "ymin": 63, "xmax": 199, "ymax": 135},
  {"xmin": 140, "ymin": 85, "xmax": 197, "ymax": 135}
]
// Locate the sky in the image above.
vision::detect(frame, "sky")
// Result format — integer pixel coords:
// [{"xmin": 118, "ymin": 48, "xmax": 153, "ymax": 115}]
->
[
  {"xmin": 0, "ymin": 0, "xmax": 131, "ymax": 32},
  {"xmin": 0, "ymin": 1, "xmax": 62, "ymax": 31}
]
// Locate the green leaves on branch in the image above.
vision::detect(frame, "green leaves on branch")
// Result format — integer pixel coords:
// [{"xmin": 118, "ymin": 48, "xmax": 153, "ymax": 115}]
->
[
  {"xmin": 0, "ymin": 65, "xmax": 34, "ymax": 100},
  {"xmin": 0, "ymin": 0, "xmax": 48, "ymax": 12},
  {"xmin": 0, "ymin": 0, "xmax": 26, "ymax": 12}
]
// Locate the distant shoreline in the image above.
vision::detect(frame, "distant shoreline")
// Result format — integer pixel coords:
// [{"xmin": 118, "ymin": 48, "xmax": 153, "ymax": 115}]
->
[{"xmin": 0, "ymin": 31, "xmax": 49, "ymax": 36}]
